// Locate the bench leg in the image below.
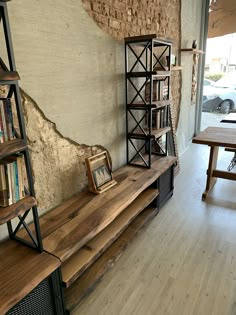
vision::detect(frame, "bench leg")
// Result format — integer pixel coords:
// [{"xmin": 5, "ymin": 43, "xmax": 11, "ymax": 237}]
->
[{"xmin": 202, "ymin": 146, "xmax": 219, "ymax": 201}]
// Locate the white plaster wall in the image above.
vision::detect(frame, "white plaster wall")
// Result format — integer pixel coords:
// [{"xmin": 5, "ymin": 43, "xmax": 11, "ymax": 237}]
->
[
  {"xmin": 177, "ymin": 0, "xmax": 204, "ymax": 154},
  {"xmin": 6, "ymin": 0, "xmax": 126, "ymax": 170}
]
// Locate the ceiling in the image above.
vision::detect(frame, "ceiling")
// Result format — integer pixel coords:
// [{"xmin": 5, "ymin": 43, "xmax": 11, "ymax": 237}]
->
[{"xmin": 208, "ymin": 0, "xmax": 236, "ymax": 38}]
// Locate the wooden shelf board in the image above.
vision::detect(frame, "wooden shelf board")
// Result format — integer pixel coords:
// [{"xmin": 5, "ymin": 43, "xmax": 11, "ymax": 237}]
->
[
  {"xmin": 171, "ymin": 66, "xmax": 183, "ymax": 71},
  {"xmin": 129, "ymin": 126, "xmax": 171, "ymax": 140},
  {"xmin": 39, "ymin": 191, "xmax": 96, "ymax": 238},
  {"xmin": 62, "ymin": 187, "xmax": 159, "ymax": 288},
  {"xmin": 0, "ymin": 139, "xmax": 27, "ymax": 158},
  {"xmin": 64, "ymin": 206, "xmax": 158, "ymax": 313},
  {"xmin": 0, "ymin": 239, "xmax": 60, "ymax": 315},
  {"xmin": 128, "ymin": 100, "xmax": 170, "ymax": 110},
  {"xmin": 124, "ymin": 35, "xmax": 173, "ymax": 46},
  {"xmin": 42, "ymin": 157, "xmax": 175, "ymax": 263},
  {"xmin": 0, "ymin": 71, "xmax": 20, "ymax": 81},
  {"xmin": 132, "ymin": 154, "xmax": 177, "ymax": 169},
  {"xmin": 127, "ymin": 71, "xmax": 171, "ymax": 78},
  {"xmin": 180, "ymin": 48, "xmax": 204, "ymax": 54},
  {"xmin": 38, "ymin": 167, "xmax": 135, "ymax": 239},
  {"xmin": 0, "ymin": 196, "xmax": 37, "ymax": 225}
]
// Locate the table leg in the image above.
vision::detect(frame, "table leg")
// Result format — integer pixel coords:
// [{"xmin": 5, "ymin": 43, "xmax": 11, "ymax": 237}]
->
[{"xmin": 202, "ymin": 146, "xmax": 219, "ymax": 201}]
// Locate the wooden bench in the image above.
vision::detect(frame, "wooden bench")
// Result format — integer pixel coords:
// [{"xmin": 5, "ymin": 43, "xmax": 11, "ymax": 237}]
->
[{"xmin": 39, "ymin": 156, "xmax": 177, "ymax": 313}]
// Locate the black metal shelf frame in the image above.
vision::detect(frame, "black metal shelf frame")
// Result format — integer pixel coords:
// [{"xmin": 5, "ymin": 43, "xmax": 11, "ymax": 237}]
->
[
  {"xmin": 0, "ymin": 1, "xmax": 43, "ymax": 252},
  {"xmin": 125, "ymin": 35, "xmax": 175, "ymax": 168}
]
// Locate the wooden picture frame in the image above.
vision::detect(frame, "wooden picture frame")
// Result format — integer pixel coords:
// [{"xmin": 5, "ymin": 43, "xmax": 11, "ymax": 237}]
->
[{"xmin": 85, "ymin": 151, "xmax": 117, "ymax": 194}]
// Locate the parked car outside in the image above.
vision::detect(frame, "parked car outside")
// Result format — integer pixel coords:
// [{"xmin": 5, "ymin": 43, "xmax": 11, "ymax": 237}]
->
[{"xmin": 202, "ymin": 73, "xmax": 236, "ymax": 113}]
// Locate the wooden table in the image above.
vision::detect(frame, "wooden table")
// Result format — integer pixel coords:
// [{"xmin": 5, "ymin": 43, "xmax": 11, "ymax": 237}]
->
[
  {"xmin": 192, "ymin": 127, "xmax": 236, "ymax": 200},
  {"xmin": 221, "ymin": 113, "xmax": 236, "ymax": 171},
  {"xmin": 221, "ymin": 113, "xmax": 236, "ymax": 123}
]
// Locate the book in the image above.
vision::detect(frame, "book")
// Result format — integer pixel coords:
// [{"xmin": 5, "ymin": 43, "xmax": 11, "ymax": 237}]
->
[
  {"xmin": 3, "ymin": 98, "xmax": 14, "ymax": 140},
  {"xmin": 0, "ymin": 155, "xmax": 25, "ymax": 206},
  {"xmin": 6, "ymin": 163, "xmax": 13, "ymax": 205},
  {"xmin": 0, "ymin": 164, "xmax": 8, "ymax": 207},
  {"xmin": 0, "ymin": 110, "xmax": 4, "ymax": 143},
  {"xmin": 13, "ymin": 160, "xmax": 19, "ymax": 202},
  {"xmin": 16, "ymin": 156, "xmax": 25, "ymax": 199},
  {"xmin": 0, "ymin": 100, "xmax": 8, "ymax": 141}
]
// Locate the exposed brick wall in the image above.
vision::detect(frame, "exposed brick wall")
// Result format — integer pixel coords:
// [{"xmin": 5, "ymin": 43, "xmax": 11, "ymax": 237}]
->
[
  {"xmin": 81, "ymin": 0, "xmax": 180, "ymax": 53},
  {"xmin": 81, "ymin": 0, "xmax": 181, "ymax": 127}
]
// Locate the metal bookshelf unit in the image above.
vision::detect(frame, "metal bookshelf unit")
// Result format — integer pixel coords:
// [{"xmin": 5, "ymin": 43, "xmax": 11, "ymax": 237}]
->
[
  {"xmin": 125, "ymin": 34, "xmax": 175, "ymax": 168},
  {"xmin": 0, "ymin": 0, "xmax": 43, "ymax": 251}
]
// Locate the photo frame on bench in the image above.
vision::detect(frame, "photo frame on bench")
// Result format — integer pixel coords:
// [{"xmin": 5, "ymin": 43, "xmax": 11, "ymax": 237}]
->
[{"xmin": 85, "ymin": 151, "xmax": 117, "ymax": 194}]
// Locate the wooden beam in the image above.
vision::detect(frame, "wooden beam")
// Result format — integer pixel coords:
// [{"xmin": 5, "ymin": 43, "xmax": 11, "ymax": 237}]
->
[
  {"xmin": 202, "ymin": 146, "xmax": 218, "ymax": 201},
  {"xmin": 212, "ymin": 170, "xmax": 236, "ymax": 181}
]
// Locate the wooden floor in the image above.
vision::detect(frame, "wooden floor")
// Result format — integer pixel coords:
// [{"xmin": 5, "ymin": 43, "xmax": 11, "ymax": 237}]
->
[{"xmin": 73, "ymin": 144, "xmax": 236, "ymax": 315}]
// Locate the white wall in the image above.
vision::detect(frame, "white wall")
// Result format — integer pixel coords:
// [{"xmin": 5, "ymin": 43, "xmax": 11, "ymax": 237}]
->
[{"xmin": 177, "ymin": 0, "xmax": 204, "ymax": 154}]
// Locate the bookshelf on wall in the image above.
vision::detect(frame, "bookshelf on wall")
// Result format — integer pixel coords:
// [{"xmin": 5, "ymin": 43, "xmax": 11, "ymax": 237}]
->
[
  {"xmin": 124, "ymin": 34, "xmax": 177, "ymax": 168},
  {"xmin": 0, "ymin": 0, "xmax": 43, "ymax": 251}
]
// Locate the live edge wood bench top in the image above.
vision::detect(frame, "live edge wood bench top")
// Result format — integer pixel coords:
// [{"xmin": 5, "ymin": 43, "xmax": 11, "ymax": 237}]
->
[
  {"xmin": 41, "ymin": 156, "xmax": 177, "ymax": 263},
  {"xmin": 0, "ymin": 240, "xmax": 60, "ymax": 315}
]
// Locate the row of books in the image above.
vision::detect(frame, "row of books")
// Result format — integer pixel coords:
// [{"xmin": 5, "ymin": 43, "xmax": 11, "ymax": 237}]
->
[
  {"xmin": 0, "ymin": 98, "xmax": 15, "ymax": 143},
  {"xmin": 0, "ymin": 155, "xmax": 25, "ymax": 207}
]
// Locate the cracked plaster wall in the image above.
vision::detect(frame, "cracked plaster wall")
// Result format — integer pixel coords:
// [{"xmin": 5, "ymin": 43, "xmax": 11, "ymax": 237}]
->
[
  {"xmin": 21, "ymin": 90, "xmax": 104, "ymax": 213},
  {"xmin": 2, "ymin": 0, "xmax": 126, "ymax": 217}
]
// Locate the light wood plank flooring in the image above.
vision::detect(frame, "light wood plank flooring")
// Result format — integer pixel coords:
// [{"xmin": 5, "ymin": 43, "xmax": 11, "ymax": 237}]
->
[{"xmin": 73, "ymin": 144, "xmax": 236, "ymax": 315}]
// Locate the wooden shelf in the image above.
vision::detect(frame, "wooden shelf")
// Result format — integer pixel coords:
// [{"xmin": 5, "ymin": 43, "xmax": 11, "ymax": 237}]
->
[
  {"xmin": 124, "ymin": 35, "xmax": 173, "ymax": 47},
  {"xmin": 127, "ymin": 71, "xmax": 171, "ymax": 78},
  {"xmin": 128, "ymin": 100, "xmax": 170, "ymax": 110},
  {"xmin": 64, "ymin": 206, "xmax": 158, "ymax": 313},
  {"xmin": 0, "ymin": 139, "xmax": 27, "ymax": 158},
  {"xmin": 171, "ymin": 66, "xmax": 183, "ymax": 71},
  {"xmin": 61, "ymin": 187, "xmax": 159, "ymax": 288},
  {"xmin": 0, "ymin": 70, "xmax": 20, "ymax": 83},
  {"xmin": 128, "ymin": 126, "xmax": 171, "ymax": 140},
  {"xmin": 0, "ymin": 196, "xmax": 37, "ymax": 225},
  {"xmin": 42, "ymin": 157, "xmax": 170, "ymax": 263},
  {"xmin": 180, "ymin": 48, "xmax": 204, "ymax": 54},
  {"xmin": 0, "ymin": 239, "xmax": 60, "ymax": 315}
]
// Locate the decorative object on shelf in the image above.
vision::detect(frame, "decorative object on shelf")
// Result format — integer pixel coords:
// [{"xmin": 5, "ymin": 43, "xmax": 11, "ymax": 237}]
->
[
  {"xmin": 192, "ymin": 40, "xmax": 197, "ymax": 49},
  {"xmin": 0, "ymin": 0, "xmax": 43, "ymax": 251},
  {"xmin": 85, "ymin": 151, "xmax": 117, "ymax": 194},
  {"xmin": 124, "ymin": 34, "xmax": 178, "ymax": 168}
]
